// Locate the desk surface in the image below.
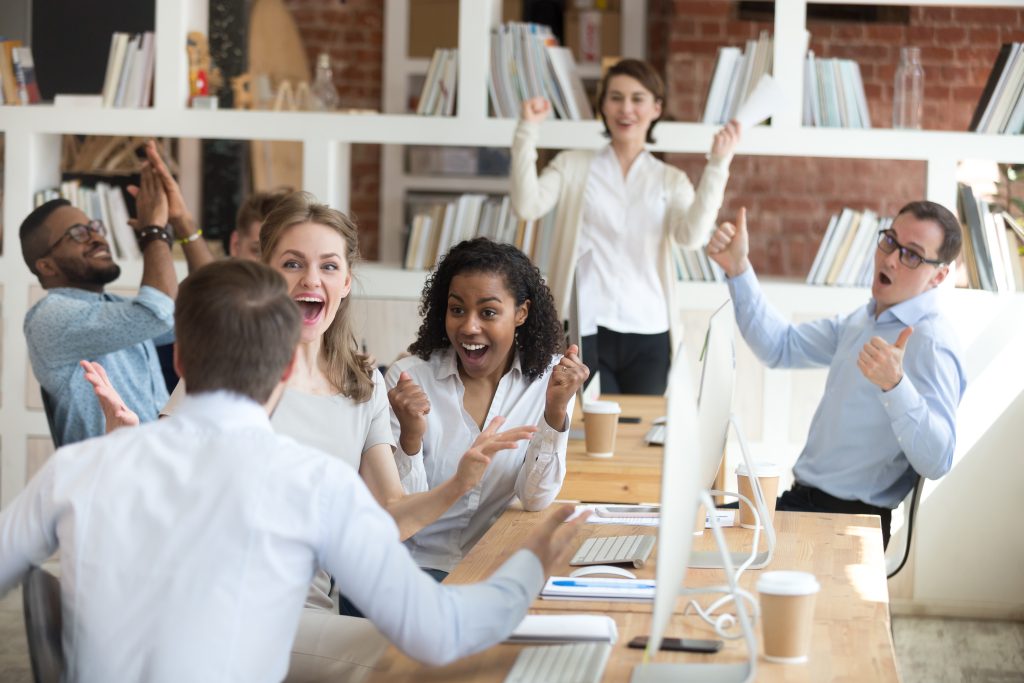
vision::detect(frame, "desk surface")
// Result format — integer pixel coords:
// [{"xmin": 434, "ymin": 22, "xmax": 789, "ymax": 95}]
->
[
  {"xmin": 367, "ymin": 510, "xmax": 899, "ymax": 682},
  {"xmin": 560, "ymin": 395, "xmax": 666, "ymax": 504}
]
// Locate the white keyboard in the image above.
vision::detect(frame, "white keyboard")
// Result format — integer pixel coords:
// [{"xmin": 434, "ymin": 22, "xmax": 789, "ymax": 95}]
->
[
  {"xmin": 571, "ymin": 534, "xmax": 656, "ymax": 568},
  {"xmin": 504, "ymin": 642, "xmax": 612, "ymax": 683}
]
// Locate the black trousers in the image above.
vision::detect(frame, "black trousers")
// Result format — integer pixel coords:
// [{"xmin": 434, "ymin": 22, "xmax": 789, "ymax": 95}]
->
[
  {"xmin": 581, "ymin": 327, "xmax": 671, "ymax": 396},
  {"xmin": 778, "ymin": 483, "xmax": 893, "ymax": 549}
]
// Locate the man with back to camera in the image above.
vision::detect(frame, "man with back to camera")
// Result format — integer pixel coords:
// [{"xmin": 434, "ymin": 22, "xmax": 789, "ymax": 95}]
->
[
  {"xmin": 706, "ymin": 201, "xmax": 967, "ymax": 548},
  {"xmin": 19, "ymin": 141, "xmax": 213, "ymax": 446},
  {"xmin": 0, "ymin": 259, "xmax": 587, "ymax": 682}
]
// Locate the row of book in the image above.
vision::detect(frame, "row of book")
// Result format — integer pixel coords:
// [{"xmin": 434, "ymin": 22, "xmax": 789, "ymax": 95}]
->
[
  {"xmin": 701, "ymin": 31, "xmax": 773, "ymax": 125},
  {"xmin": 958, "ymin": 184, "xmax": 1024, "ymax": 292},
  {"xmin": 970, "ymin": 42, "xmax": 1024, "ymax": 135},
  {"xmin": 404, "ymin": 194, "xmax": 556, "ymax": 274},
  {"xmin": 803, "ymin": 53, "xmax": 871, "ymax": 129},
  {"xmin": 0, "ymin": 40, "xmax": 42, "ymax": 105},
  {"xmin": 487, "ymin": 21, "xmax": 593, "ymax": 120},
  {"xmin": 33, "ymin": 180, "xmax": 142, "ymax": 260},
  {"xmin": 673, "ymin": 243, "xmax": 725, "ymax": 283},
  {"xmin": 807, "ymin": 208, "xmax": 893, "ymax": 287},
  {"xmin": 100, "ymin": 32, "xmax": 156, "ymax": 108},
  {"xmin": 417, "ymin": 49, "xmax": 458, "ymax": 116}
]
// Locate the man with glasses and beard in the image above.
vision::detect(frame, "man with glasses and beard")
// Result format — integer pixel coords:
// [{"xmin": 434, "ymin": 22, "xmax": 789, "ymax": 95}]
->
[
  {"xmin": 706, "ymin": 201, "xmax": 967, "ymax": 549},
  {"xmin": 20, "ymin": 144, "xmax": 211, "ymax": 446}
]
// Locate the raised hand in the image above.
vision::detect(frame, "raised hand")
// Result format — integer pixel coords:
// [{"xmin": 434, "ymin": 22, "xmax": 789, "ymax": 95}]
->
[
  {"xmin": 144, "ymin": 140, "xmax": 195, "ymax": 235},
  {"xmin": 710, "ymin": 119, "xmax": 741, "ymax": 161},
  {"xmin": 858, "ymin": 327, "xmax": 913, "ymax": 392},
  {"xmin": 706, "ymin": 206, "xmax": 751, "ymax": 278},
  {"xmin": 128, "ymin": 163, "xmax": 169, "ymax": 231},
  {"xmin": 521, "ymin": 97, "xmax": 552, "ymax": 123},
  {"xmin": 388, "ymin": 371, "xmax": 431, "ymax": 454},
  {"xmin": 80, "ymin": 360, "xmax": 140, "ymax": 432},
  {"xmin": 520, "ymin": 504, "xmax": 591, "ymax": 576},
  {"xmin": 453, "ymin": 416, "xmax": 538, "ymax": 492},
  {"xmin": 544, "ymin": 344, "xmax": 588, "ymax": 430}
]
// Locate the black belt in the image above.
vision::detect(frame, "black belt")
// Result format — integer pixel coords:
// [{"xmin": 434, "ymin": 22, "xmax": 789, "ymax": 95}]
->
[{"xmin": 791, "ymin": 482, "xmax": 890, "ymax": 515}]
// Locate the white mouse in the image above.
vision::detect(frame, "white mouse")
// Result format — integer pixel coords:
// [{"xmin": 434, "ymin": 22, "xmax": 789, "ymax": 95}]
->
[{"xmin": 569, "ymin": 565, "xmax": 638, "ymax": 579}]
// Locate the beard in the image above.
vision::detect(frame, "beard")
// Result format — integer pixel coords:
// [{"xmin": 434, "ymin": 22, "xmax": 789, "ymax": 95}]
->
[{"xmin": 52, "ymin": 254, "xmax": 121, "ymax": 287}]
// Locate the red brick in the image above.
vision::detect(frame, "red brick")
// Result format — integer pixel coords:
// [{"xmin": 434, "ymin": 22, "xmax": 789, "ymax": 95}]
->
[{"xmin": 953, "ymin": 8, "xmax": 1022, "ymax": 25}]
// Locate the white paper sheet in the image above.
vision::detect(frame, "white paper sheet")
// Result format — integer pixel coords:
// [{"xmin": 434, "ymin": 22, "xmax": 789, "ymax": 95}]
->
[{"xmin": 734, "ymin": 74, "xmax": 783, "ymax": 129}]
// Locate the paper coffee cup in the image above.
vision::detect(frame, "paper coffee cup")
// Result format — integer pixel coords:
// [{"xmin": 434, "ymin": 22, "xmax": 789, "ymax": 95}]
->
[
  {"xmin": 582, "ymin": 401, "xmax": 621, "ymax": 458},
  {"xmin": 757, "ymin": 571, "xmax": 820, "ymax": 664},
  {"xmin": 736, "ymin": 461, "xmax": 780, "ymax": 529}
]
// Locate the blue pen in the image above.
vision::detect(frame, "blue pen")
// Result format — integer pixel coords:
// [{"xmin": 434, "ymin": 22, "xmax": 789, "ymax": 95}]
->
[{"xmin": 552, "ymin": 579, "xmax": 655, "ymax": 589}]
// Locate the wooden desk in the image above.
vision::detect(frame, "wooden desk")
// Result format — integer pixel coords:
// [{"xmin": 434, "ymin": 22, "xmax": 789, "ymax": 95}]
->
[
  {"xmin": 560, "ymin": 395, "xmax": 666, "ymax": 504},
  {"xmin": 367, "ymin": 510, "xmax": 899, "ymax": 682}
]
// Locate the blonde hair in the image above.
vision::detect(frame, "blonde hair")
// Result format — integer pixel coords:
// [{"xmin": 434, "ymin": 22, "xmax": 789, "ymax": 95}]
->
[{"xmin": 259, "ymin": 191, "xmax": 373, "ymax": 402}]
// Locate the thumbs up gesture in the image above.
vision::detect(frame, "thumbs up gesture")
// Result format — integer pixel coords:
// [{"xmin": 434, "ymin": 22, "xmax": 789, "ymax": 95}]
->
[
  {"xmin": 388, "ymin": 371, "xmax": 431, "ymax": 454},
  {"xmin": 858, "ymin": 327, "xmax": 913, "ymax": 392},
  {"xmin": 706, "ymin": 207, "xmax": 751, "ymax": 278}
]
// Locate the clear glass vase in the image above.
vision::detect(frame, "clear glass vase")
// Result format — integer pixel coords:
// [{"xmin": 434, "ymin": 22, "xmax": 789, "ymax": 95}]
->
[
  {"xmin": 893, "ymin": 46, "xmax": 924, "ymax": 129},
  {"xmin": 311, "ymin": 53, "xmax": 339, "ymax": 112}
]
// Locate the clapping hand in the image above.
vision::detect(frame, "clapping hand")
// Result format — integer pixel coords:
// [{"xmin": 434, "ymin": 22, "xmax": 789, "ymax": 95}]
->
[
  {"xmin": 544, "ymin": 344, "xmax": 588, "ymax": 430},
  {"xmin": 80, "ymin": 360, "xmax": 140, "ymax": 432},
  {"xmin": 521, "ymin": 504, "xmax": 591, "ymax": 576},
  {"xmin": 128, "ymin": 163, "xmax": 169, "ymax": 231},
  {"xmin": 453, "ymin": 416, "xmax": 538, "ymax": 492}
]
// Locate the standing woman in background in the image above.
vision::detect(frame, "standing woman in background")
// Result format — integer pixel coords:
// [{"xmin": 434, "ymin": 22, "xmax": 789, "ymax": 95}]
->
[{"xmin": 510, "ymin": 58, "xmax": 741, "ymax": 394}]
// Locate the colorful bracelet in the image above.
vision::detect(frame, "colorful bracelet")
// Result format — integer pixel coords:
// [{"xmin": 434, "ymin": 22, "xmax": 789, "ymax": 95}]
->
[{"xmin": 177, "ymin": 228, "xmax": 203, "ymax": 245}]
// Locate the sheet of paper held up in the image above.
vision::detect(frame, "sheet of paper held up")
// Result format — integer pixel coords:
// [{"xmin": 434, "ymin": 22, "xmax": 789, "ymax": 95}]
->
[
  {"xmin": 571, "ymin": 505, "xmax": 736, "ymax": 527},
  {"xmin": 733, "ymin": 74, "xmax": 783, "ymax": 129}
]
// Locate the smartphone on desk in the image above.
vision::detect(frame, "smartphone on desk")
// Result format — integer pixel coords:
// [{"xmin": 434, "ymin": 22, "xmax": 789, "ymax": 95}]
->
[
  {"xmin": 594, "ymin": 505, "xmax": 660, "ymax": 518},
  {"xmin": 627, "ymin": 635, "xmax": 723, "ymax": 653}
]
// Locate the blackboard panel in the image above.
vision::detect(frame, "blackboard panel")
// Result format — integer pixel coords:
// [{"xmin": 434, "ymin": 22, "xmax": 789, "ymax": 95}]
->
[{"xmin": 31, "ymin": 0, "xmax": 154, "ymax": 101}]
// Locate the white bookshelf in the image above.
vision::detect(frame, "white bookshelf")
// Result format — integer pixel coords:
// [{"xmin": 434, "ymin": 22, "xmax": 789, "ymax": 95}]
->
[{"xmin": 1, "ymin": 1, "xmax": 1024, "ymax": 616}]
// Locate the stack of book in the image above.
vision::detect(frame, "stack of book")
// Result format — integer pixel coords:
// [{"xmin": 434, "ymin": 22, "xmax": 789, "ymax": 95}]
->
[
  {"xmin": 969, "ymin": 43, "xmax": 1024, "ymax": 135},
  {"xmin": 0, "ymin": 41, "xmax": 42, "ymax": 105},
  {"xmin": 100, "ymin": 32, "xmax": 156, "ymax": 108},
  {"xmin": 701, "ymin": 31, "xmax": 773, "ymax": 125},
  {"xmin": 416, "ymin": 48, "xmax": 458, "ymax": 116},
  {"xmin": 807, "ymin": 208, "xmax": 892, "ymax": 287},
  {"xmin": 958, "ymin": 184, "xmax": 1024, "ymax": 292},
  {"xmin": 674, "ymin": 243, "xmax": 725, "ymax": 283},
  {"xmin": 488, "ymin": 21, "xmax": 593, "ymax": 120},
  {"xmin": 403, "ymin": 193, "xmax": 556, "ymax": 274},
  {"xmin": 803, "ymin": 52, "xmax": 871, "ymax": 128},
  {"xmin": 34, "ymin": 180, "xmax": 141, "ymax": 260}
]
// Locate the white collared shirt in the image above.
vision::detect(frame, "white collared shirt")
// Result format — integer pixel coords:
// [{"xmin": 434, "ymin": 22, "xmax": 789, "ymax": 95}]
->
[
  {"xmin": 578, "ymin": 145, "xmax": 670, "ymax": 335},
  {"xmin": 386, "ymin": 349, "xmax": 571, "ymax": 573},
  {"xmin": 0, "ymin": 391, "xmax": 544, "ymax": 682}
]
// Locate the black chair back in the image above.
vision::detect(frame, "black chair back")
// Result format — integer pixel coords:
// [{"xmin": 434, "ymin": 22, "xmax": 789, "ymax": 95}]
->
[
  {"xmin": 887, "ymin": 475, "xmax": 924, "ymax": 579},
  {"xmin": 22, "ymin": 566, "xmax": 65, "ymax": 683},
  {"xmin": 40, "ymin": 389, "xmax": 63, "ymax": 449}
]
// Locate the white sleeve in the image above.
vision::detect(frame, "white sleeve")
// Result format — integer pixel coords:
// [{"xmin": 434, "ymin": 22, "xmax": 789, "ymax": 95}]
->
[
  {"xmin": 0, "ymin": 458, "xmax": 60, "ymax": 596},
  {"xmin": 318, "ymin": 466, "xmax": 544, "ymax": 666},
  {"xmin": 514, "ymin": 393, "xmax": 572, "ymax": 511}
]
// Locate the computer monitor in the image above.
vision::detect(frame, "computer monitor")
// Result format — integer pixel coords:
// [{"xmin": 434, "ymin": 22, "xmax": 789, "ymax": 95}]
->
[{"xmin": 631, "ymin": 344, "xmax": 756, "ymax": 683}]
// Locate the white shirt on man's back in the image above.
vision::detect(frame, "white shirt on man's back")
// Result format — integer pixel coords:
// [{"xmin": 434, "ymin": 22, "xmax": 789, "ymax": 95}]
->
[{"xmin": 0, "ymin": 391, "xmax": 543, "ymax": 682}]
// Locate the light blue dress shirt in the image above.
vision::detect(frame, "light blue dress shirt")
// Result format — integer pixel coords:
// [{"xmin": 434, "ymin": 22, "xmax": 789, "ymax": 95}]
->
[
  {"xmin": 24, "ymin": 285, "xmax": 174, "ymax": 446},
  {"xmin": 728, "ymin": 268, "xmax": 967, "ymax": 508}
]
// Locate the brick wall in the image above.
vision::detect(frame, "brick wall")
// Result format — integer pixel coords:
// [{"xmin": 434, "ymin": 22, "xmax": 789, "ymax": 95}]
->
[
  {"xmin": 663, "ymin": 2, "xmax": 1024, "ymax": 277},
  {"xmin": 283, "ymin": 0, "xmax": 383, "ymax": 258}
]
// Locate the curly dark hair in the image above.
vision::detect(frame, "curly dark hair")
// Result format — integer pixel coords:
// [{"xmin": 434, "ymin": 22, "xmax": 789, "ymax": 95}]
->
[{"xmin": 409, "ymin": 238, "xmax": 564, "ymax": 381}]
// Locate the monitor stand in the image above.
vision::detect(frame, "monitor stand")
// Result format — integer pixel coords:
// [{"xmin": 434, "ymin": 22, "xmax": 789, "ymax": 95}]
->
[
  {"xmin": 631, "ymin": 490, "xmax": 756, "ymax": 683},
  {"xmin": 689, "ymin": 414, "xmax": 777, "ymax": 570}
]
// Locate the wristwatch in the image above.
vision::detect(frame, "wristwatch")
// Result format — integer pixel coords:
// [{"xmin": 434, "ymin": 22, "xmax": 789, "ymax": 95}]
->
[{"xmin": 137, "ymin": 224, "xmax": 174, "ymax": 251}]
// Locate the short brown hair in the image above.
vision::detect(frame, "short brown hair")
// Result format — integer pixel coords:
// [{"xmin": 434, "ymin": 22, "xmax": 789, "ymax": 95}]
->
[
  {"xmin": 896, "ymin": 200, "xmax": 963, "ymax": 264},
  {"xmin": 259, "ymin": 191, "xmax": 374, "ymax": 402},
  {"xmin": 176, "ymin": 260, "xmax": 301, "ymax": 403},
  {"xmin": 236, "ymin": 190, "xmax": 290, "ymax": 233},
  {"xmin": 597, "ymin": 58, "xmax": 666, "ymax": 144}
]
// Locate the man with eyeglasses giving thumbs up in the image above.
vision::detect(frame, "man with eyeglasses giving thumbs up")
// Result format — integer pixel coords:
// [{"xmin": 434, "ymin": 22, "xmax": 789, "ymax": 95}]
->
[{"xmin": 706, "ymin": 202, "xmax": 967, "ymax": 548}]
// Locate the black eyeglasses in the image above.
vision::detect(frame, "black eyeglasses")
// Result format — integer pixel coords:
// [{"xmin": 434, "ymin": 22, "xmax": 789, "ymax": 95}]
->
[
  {"xmin": 876, "ymin": 230, "xmax": 945, "ymax": 270},
  {"xmin": 43, "ymin": 220, "xmax": 107, "ymax": 255}
]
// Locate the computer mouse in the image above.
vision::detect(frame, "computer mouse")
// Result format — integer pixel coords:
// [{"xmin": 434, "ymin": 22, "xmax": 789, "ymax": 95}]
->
[{"xmin": 569, "ymin": 565, "xmax": 638, "ymax": 580}]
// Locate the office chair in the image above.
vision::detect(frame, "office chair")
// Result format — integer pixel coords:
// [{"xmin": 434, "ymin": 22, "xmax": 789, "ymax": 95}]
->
[
  {"xmin": 886, "ymin": 475, "xmax": 924, "ymax": 580},
  {"xmin": 22, "ymin": 567, "xmax": 64, "ymax": 683},
  {"xmin": 39, "ymin": 389, "xmax": 63, "ymax": 449}
]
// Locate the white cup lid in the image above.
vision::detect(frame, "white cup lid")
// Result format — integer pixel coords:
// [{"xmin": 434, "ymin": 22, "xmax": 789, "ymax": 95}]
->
[
  {"xmin": 736, "ymin": 461, "xmax": 781, "ymax": 478},
  {"xmin": 757, "ymin": 570, "xmax": 820, "ymax": 596},
  {"xmin": 583, "ymin": 400, "xmax": 621, "ymax": 415}
]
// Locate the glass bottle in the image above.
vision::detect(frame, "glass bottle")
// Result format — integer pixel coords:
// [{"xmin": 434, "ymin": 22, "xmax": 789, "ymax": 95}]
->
[
  {"xmin": 311, "ymin": 52, "xmax": 339, "ymax": 111},
  {"xmin": 893, "ymin": 46, "xmax": 924, "ymax": 129}
]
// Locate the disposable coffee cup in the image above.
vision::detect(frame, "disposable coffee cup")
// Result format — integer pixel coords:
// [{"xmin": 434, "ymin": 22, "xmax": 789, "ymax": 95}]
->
[
  {"xmin": 757, "ymin": 571, "xmax": 820, "ymax": 664},
  {"xmin": 582, "ymin": 401, "xmax": 621, "ymax": 458},
  {"xmin": 736, "ymin": 461, "xmax": 780, "ymax": 529}
]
